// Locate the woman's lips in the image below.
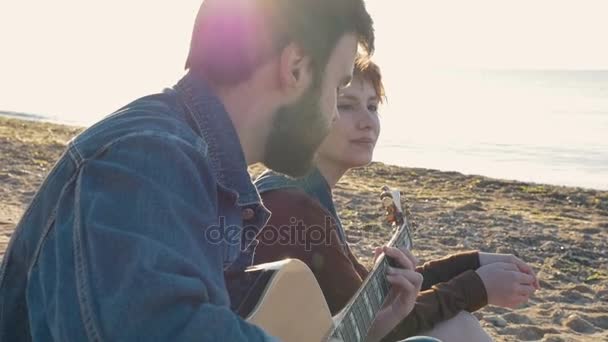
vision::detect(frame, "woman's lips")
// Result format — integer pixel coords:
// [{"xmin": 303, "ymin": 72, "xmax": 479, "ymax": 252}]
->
[{"xmin": 351, "ymin": 138, "xmax": 375, "ymax": 147}]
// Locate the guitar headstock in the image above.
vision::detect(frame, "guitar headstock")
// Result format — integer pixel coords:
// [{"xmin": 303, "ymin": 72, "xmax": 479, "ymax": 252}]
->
[
  {"xmin": 379, "ymin": 185, "xmax": 413, "ymax": 251},
  {"xmin": 380, "ymin": 185, "xmax": 404, "ymax": 226}
]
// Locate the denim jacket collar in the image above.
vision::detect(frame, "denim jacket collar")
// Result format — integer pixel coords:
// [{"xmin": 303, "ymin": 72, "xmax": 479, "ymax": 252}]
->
[
  {"xmin": 255, "ymin": 167, "xmax": 332, "ymax": 209},
  {"xmin": 174, "ymin": 72, "xmax": 261, "ymax": 207},
  {"xmin": 255, "ymin": 167, "xmax": 347, "ymax": 244}
]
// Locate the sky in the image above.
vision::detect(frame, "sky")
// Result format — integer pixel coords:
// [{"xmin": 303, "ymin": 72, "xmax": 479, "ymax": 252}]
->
[{"xmin": 1, "ymin": 0, "xmax": 608, "ymax": 124}]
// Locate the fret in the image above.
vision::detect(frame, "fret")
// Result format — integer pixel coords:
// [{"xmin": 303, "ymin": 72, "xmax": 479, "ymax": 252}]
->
[
  {"xmin": 357, "ymin": 303, "xmax": 370, "ymax": 340},
  {"xmin": 363, "ymin": 292, "xmax": 374, "ymax": 320},
  {"xmin": 337, "ymin": 329, "xmax": 345, "ymax": 342},
  {"xmin": 339, "ymin": 314, "xmax": 353, "ymax": 342},
  {"xmin": 352, "ymin": 304, "xmax": 364, "ymax": 340},
  {"xmin": 381, "ymin": 261, "xmax": 390, "ymax": 281},
  {"xmin": 398, "ymin": 228, "xmax": 411, "ymax": 250},
  {"xmin": 395, "ymin": 230, "xmax": 403, "ymax": 248},
  {"xmin": 350, "ymin": 319, "xmax": 360, "ymax": 342},
  {"xmin": 368, "ymin": 280, "xmax": 381, "ymax": 311},
  {"xmin": 341, "ymin": 327, "xmax": 351, "ymax": 342},
  {"xmin": 384, "ymin": 272, "xmax": 391, "ymax": 295},
  {"xmin": 379, "ymin": 269, "xmax": 389, "ymax": 296},
  {"xmin": 376, "ymin": 276, "xmax": 385, "ymax": 307},
  {"xmin": 377, "ymin": 262, "xmax": 386, "ymax": 299},
  {"xmin": 362, "ymin": 284, "xmax": 374, "ymax": 313},
  {"xmin": 362, "ymin": 296, "xmax": 373, "ymax": 328},
  {"xmin": 351, "ymin": 301, "xmax": 363, "ymax": 333},
  {"xmin": 372, "ymin": 275, "xmax": 383, "ymax": 306},
  {"xmin": 335, "ymin": 326, "xmax": 347, "ymax": 342},
  {"xmin": 344, "ymin": 314, "xmax": 357, "ymax": 342},
  {"xmin": 353, "ymin": 298, "xmax": 371, "ymax": 334},
  {"xmin": 349, "ymin": 313, "xmax": 362, "ymax": 342},
  {"xmin": 380, "ymin": 276, "xmax": 387, "ymax": 305}
]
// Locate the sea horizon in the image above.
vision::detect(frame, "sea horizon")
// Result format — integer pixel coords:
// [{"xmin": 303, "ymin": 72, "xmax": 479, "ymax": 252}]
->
[
  {"xmin": 2, "ymin": 69, "xmax": 608, "ymax": 191},
  {"xmin": 3, "ymin": 121, "xmax": 607, "ymax": 192}
]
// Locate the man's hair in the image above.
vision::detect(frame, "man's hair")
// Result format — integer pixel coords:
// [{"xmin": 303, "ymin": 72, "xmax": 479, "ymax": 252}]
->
[
  {"xmin": 353, "ymin": 55, "xmax": 386, "ymax": 103},
  {"xmin": 185, "ymin": 0, "xmax": 374, "ymax": 85}
]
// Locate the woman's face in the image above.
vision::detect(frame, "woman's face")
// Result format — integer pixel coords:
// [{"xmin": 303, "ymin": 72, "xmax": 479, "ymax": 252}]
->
[{"xmin": 317, "ymin": 76, "xmax": 381, "ymax": 169}]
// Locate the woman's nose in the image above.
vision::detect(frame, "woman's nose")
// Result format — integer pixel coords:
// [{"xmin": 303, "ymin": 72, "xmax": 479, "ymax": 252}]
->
[{"xmin": 357, "ymin": 110, "xmax": 374, "ymax": 130}]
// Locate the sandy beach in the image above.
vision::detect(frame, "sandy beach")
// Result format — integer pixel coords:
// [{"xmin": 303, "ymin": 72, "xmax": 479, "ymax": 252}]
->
[{"xmin": 1, "ymin": 116, "xmax": 607, "ymax": 341}]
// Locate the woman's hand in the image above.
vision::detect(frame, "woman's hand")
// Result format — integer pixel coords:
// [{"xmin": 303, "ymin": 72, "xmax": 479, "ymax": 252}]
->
[
  {"xmin": 366, "ymin": 246, "xmax": 423, "ymax": 342},
  {"xmin": 475, "ymin": 262, "xmax": 537, "ymax": 308},
  {"xmin": 478, "ymin": 252, "xmax": 540, "ymax": 289}
]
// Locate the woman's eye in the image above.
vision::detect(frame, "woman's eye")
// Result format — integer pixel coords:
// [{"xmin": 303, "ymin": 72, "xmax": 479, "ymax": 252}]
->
[{"xmin": 368, "ymin": 104, "xmax": 378, "ymax": 113}]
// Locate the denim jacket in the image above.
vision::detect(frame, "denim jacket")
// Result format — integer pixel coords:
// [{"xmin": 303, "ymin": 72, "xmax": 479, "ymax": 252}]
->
[{"xmin": 0, "ymin": 72, "xmax": 277, "ymax": 341}]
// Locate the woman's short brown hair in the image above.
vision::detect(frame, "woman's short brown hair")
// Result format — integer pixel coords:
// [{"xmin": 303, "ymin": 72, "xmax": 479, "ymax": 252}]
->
[{"xmin": 353, "ymin": 55, "xmax": 386, "ymax": 103}]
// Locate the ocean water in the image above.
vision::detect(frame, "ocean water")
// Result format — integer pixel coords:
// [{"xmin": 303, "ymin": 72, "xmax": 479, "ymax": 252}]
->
[
  {"xmin": 2, "ymin": 70, "xmax": 607, "ymax": 190},
  {"xmin": 374, "ymin": 70, "xmax": 608, "ymax": 190}
]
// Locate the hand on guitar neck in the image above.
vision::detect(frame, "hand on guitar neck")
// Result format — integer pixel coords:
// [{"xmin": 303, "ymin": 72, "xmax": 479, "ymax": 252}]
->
[
  {"xmin": 364, "ymin": 246, "xmax": 423, "ymax": 342},
  {"xmin": 358, "ymin": 187, "xmax": 421, "ymax": 342}
]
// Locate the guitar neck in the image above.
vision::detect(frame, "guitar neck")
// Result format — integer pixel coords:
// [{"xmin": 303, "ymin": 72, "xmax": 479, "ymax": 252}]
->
[{"xmin": 330, "ymin": 220, "xmax": 412, "ymax": 342}]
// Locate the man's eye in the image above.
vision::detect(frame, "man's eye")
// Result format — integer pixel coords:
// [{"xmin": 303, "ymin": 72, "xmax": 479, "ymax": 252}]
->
[
  {"xmin": 368, "ymin": 104, "xmax": 378, "ymax": 113},
  {"xmin": 338, "ymin": 104, "xmax": 354, "ymax": 111}
]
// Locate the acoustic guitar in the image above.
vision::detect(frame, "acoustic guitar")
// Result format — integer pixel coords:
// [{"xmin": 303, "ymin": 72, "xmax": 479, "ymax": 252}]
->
[{"xmin": 240, "ymin": 186, "xmax": 414, "ymax": 342}]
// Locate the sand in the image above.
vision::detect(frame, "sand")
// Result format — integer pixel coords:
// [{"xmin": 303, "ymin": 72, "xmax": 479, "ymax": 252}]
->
[{"xmin": 1, "ymin": 116, "xmax": 607, "ymax": 341}]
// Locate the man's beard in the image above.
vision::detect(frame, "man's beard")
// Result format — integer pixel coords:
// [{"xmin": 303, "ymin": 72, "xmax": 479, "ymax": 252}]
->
[{"xmin": 263, "ymin": 85, "xmax": 331, "ymax": 178}]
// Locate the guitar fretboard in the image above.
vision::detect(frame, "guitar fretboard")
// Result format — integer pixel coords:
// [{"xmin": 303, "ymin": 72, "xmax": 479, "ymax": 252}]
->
[
  {"xmin": 330, "ymin": 221, "xmax": 412, "ymax": 342},
  {"xmin": 331, "ymin": 260, "xmax": 390, "ymax": 342}
]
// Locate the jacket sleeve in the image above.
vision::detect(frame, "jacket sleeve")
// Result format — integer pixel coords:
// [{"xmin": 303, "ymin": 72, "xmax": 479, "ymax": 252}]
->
[
  {"xmin": 383, "ymin": 270, "xmax": 488, "ymax": 340},
  {"xmin": 254, "ymin": 189, "xmax": 364, "ymax": 315},
  {"xmin": 32, "ymin": 134, "xmax": 277, "ymax": 341},
  {"xmin": 383, "ymin": 252, "xmax": 487, "ymax": 340},
  {"xmin": 416, "ymin": 251, "xmax": 481, "ymax": 290}
]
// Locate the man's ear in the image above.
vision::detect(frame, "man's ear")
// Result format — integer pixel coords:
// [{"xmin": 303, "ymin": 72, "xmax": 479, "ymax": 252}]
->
[{"xmin": 278, "ymin": 43, "xmax": 313, "ymax": 95}]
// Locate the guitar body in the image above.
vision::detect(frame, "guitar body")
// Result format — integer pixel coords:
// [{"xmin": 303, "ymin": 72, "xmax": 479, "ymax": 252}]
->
[
  {"xmin": 242, "ymin": 259, "xmax": 335, "ymax": 342},
  {"xmin": 239, "ymin": 187, "xmax": 410, "ymax": 342}
]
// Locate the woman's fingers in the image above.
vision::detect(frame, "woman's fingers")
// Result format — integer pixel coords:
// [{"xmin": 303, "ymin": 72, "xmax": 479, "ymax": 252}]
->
[
  {"xmin": 386, "ymin": 274, "xmax": 415, "ymax": 293},
  {"xmin": 515, "ymin": 271, "xmax": 536, "ymax": 286},
  {"xmin": 386, "ymin": 271, "xmax": 422, "ymax": 306},
  {"xmin": 383, "ymin": 246, "xmax": 415, "ymax": 270},
  {"xmin": 509, "ymin": 256, "xmax": 540, "ymax": 290},
  {"xmin": 510, "ymin": 294, "xmax": 532, "ymax": 308},
  {"xmin": 513, "ymin": 258, "xmax": 540, "ymax": 289},
  {"xmin": 387, "ymin": 268, "xmax": 423, "ymax": 289},
  {"xmin": 514, "ymin": 257, "xmax": 534, "ymax": 276},
  {"xmin": 499, "ymin": 262, "xmax": 519, "ymax": 272},
  {"xmin": 517, "ymin": 284, "xmax": 536, "ymax": 297},
  {"xmin": 398, "ymin": 246, "xmax": 419, "ymax": 267},
  {"xmin": 386, "ymin": 270, "xmax": 423, "ymax": 311},
  {"xmin": 373, "ymin": 247, "xmax": 383, "ymax": 263}
]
